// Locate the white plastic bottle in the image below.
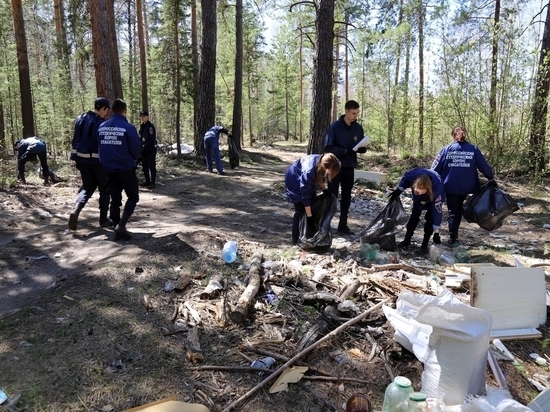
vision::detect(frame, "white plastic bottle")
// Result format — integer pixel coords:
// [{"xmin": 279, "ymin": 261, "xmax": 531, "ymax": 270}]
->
[
  {"xmin": 382, "ymin": 376, "xmax": 413, "ymax": 412},
  {"xmin": 222, "ymin": 241, "xmax": 238, "ymax": 263}
]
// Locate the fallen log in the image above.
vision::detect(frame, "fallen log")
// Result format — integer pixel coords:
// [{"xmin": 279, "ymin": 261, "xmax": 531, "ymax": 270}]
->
[
  {"xmin": 362, "ymin": 263, "xmax": 431, "ymax": 276},
  {"xmin": 221, "ymin": 298, "xmax": 390, "ymax": 412},
  {"xmin": 229, "ymin": 252, "xmax": 263, "ymax": 325}
]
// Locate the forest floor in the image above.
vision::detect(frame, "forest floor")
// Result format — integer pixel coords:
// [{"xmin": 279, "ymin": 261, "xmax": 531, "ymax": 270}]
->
[{"xmin": 1, "ymin": 141, "xmax": 550, "ymax": 411}]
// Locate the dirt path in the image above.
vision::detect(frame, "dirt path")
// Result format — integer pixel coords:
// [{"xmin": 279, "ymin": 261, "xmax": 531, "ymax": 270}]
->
[{"xmin": 0, "ymin": 146, "xmax": 330, "ymax": 318}]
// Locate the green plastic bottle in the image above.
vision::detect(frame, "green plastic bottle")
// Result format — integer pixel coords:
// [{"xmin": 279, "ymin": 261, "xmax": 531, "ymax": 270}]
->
[{"xmin": 382, "ymin": 376, "xmax": 413, "ymax": 412}]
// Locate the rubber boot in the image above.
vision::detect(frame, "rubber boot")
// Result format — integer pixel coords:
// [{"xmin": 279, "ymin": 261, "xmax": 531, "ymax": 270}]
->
[
  {"xmin": 43, "ymin": 177, "xmax": 50, "ymax": 186},
  {"xmin": 337, "ymin": 216, "xmax": 354, "ymax": 235},
  {"xmin": 68, "ymin": 203, "xmax": 84, "ymax": 231},
  {"xmin": 398, "ymin": 231, "xmax": 413, "ymax": 248},
  {"xmin": 447, "ymin": 232, "xmax": 459, "ymax": 247},
  {"xmin": 114, "ymin": 213, "xmax": 132, "ymax": 240},
  {"xmin": 420, "ymin": 232, "xmax": 432, "ymax": 253}
]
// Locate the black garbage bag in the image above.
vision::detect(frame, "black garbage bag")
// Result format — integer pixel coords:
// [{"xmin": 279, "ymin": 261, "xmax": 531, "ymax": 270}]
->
[
  {"xmin": 462, "ymin": 182, "xmax": 519, "ymax": 231},
  {"xmin": 360, "ymin": 198, "xmax": 408, "ymax": 250},
  {"xmin": 298, "ymin": 192, "xmax": 337, "ymax": 252},
  {"xmin": 228, "ymin": 135, "xmax": 240, "ymax": 169}
]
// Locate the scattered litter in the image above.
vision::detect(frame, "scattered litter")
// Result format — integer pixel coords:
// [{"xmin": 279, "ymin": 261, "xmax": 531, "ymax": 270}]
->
[
  {"xmin": 543, "ymin": 224, "xmax": 550, "ymax": 229},
  {"xmin": 105, "ymin": 359, "xmax": 125, "ymax": 374},
  {"xmin": 19, "ymin": 340, "xmax": 33, "ymax": 348},
  {"xmin": 250, "ymin": 357, "xmax": 276, "ymax": 375},
  {"xmin": 0, "ymin": 389, "xmax": 7, "ymax": 404},
  {"xmin": 26, "ymin": 255, "xmax": 48, "ymax": 260},
  {"xmin": 63, "ymin": 295, "xmax": 74, "ymax": 301},
  {"xmin": 54, "ymin": 252, "xmax": 62, "ymax": 258}
]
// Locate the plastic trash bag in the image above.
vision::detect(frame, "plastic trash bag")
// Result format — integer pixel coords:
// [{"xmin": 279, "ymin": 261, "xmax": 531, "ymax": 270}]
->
[
  {"xmin": 462, "ymin": 183, "xmax": 519, "ymax": 231},
  {"xmin": 360, "ymin": 198, "xmax": 408, "ymax": 250},
  {"xmin": 298, "ymin": 192, "xmax": 337, "ymax": 252},
  {"xmin": 228, "ymin": 135, "xmax": 240, "ymax": 169}
]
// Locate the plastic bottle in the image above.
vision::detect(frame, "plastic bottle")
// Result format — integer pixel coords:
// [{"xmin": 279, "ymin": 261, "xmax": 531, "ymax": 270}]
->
[
  {"xmin": 346, "ymin": 393, "xmax": 372, "ymax": 412},
  {"xmin": 360, "ymin": 243, "xmax": 380, "ymax": 260},
  {"xmin": 250, "ymin": 357, "xmax": 276, "ymax": 375},
  {"xmin": 382, "ymin": 376, "xmax": 413, "ymax": 412},
  {"xmin": 454, "ymin": 246, "xmax": 469, "ymax": 263},
  {"xmin": 222, "ymin": 241, "xmax": 238, "ymax": 263},
  {"xmin": 438, "ymin": 252, "xmax": 456, "ymax": 266},
  {"xmin": 407, "ymin": 392, "xmax": 427, "ymax": 412},
  {"xmin": 428, "ymin": 245, "xmax": 456, "ymax": 266}
]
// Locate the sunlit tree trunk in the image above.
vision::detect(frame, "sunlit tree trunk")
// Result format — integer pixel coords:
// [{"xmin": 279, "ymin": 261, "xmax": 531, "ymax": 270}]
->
[
  {"xmin": 11, "ymin": 0, "xmax": 35, "ymax": 137},
  {"xmin": 400, "ymin": 24, "xmax": 412, "ymax": 145},
  {"xmin": 418, "ymin": 0, "xmax": 425, "ymax": 152},
  {"xmin": 191, "ymin": 0, "xmax": 198, "ymax": 140},
  {"xmin": 106, "ymin": 0, "xmax": 123, "ymax": 99},
  {"xmin": 231, "ymin": 0, "xmax": 243, "ymax": 150},
  {"xmin": 298, "ymin": 26, "xmax": 303, "ymax": 143},
  {"xmin": 137, "ymin": 0, "xmax": 149, "ymax": 111},
  {"xmin": 388, "ymin": 0, "xmax": 404, "ymax": 151},
  {"xmin": 174, "ymin": 1, "xmax": 182, "ymax": 155},
  {"xmin": 489, "ymin": 0, "xmax": 500, "ymax": 156},
  {"xmin": 195, "ymin": 0, "xmax": 217, "ymax": 156},
  {"xmin": 90, "ymin": 0, "xmax": 116, "ymax": 102},
  {"xmin": 529, "ymin": 1, "xmax": 550, "ymax": 172},
  {"xmin": 331, "ymin": 29, "xmax": 340, "ymax": 122},
  {"xmin": 307, "ymin": 0, "xmax": 335, "ymax": 154}
]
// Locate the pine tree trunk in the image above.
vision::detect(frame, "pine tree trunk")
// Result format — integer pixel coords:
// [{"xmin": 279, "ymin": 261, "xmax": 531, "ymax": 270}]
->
[
  {"xmin": 489, "ymin": 0, "xmax": 501, "ymax": 159},
  {"xmin": 90, "ymin": 0, "xmax": 116, "ymax": 103},
  {"xmin": 418, "ymin": 0, "xmax": 425, "ymax": 152},
  {"xmin": 307, "ymin": 0, "xmax": 335, "ymax": 155},
  {"xmin": 174, "ymin": 1, "xmax": 182, "ymax": 156},
  {"xmin": 195, "ymin": 0, "xmax": 217, "ymax": 157},
  {"xmin": 11, "ymin": 0, "xmax": 35, "ymax": 137},
  {"xmin": 106, "ymin": 0, "xmax": 123, "ymax": 99},
  {"xmin": 231, "ymin": 0, "xmax": 243, "ymax": 150},
  {"xmin": 137, "ymin": 0, "xmax": 149, "ymax": 111},
  {"xmin": 191, "ymin": 0, "xmax": 199, "ymax": 141}
]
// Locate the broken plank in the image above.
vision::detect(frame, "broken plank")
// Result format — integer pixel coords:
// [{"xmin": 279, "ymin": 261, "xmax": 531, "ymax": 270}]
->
[
  {"xmin": 354, "ymin": 170, "xmax": 387, "ymax": 183},
  {"xmin": 490, "ymin": 328, "xmax": 542, "ymax": 341}
]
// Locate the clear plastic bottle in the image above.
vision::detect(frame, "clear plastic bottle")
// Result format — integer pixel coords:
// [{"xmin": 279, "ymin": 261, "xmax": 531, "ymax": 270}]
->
[
  {"xmin": 382, "ymin": 376, "xmax": 413, "ymax": 412},
  {"xmin": 407, "ymin": 392, "xmax": 427, "ymax": 412},
  {"xmin": 454, "ymin": 246, "xmax": 469, "ymax": 263},
  {"xmin": 222, "ymin": 241, "xmax": 238, "ymax": 263}
]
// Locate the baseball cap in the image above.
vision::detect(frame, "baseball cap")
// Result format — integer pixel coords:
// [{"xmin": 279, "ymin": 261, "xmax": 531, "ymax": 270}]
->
[
  {"xmin": 139, "ymin": 110, "xmax": 149, "ymax": 116},
  {"xmin": 94, "ymin": 97, "xmax": 111, "ymax": 110}
]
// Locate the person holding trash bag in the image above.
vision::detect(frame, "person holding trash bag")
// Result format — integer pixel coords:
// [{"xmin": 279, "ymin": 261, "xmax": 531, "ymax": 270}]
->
[
  {"xmin": 14, "ymin": 136, "xmax": 51, "ymax": 186},
  {"xmin": 324, "ymin": 100, "xmax": 369, "ymax": 235},
  {"xmin": 389, "ymin": 168, "xmax": 445, "ymax": 253},
  {"xmin": 285, "ymin": 153, "xmax": 341, "ymax": 245},
  {"xmin": 431, "ymin": 126, "xmax": 494, "ymax": 247}
]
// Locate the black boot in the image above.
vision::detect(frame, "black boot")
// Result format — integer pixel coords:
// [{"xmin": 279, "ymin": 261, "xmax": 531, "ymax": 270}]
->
[
  {"xmin": 337, "ymin": 216, "xmax": 354, "ymax": 235},
  {"xmin": 114, "ymin": 213, "xmax": 132, "ymax": 240},
  {"xmin": 68, "ymin": 203, "xmax": 84, "ymax": 231},
  {"xmin": 99, "ymin": 210, "xmax": 114, "ymax": 227},
  {"xmin": 398, "ymin": 232, "xmax": 413, "ymax": 248},
  {"xmin": 447, "ymin": 232, "xmax": 459, "ymax": 247},
  {"xmin": 420, "ymin": 232, "xmax": 432, "ymax": 253}
]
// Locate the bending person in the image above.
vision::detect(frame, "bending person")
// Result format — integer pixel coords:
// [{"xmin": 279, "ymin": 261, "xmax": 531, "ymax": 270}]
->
[
  {"xmin": 389, "ymin": 168, "xmax": 445, "ymax": 253},
  {"xmin": 284, "ymin": 153, "xmax": 341, "ymax": 245}
]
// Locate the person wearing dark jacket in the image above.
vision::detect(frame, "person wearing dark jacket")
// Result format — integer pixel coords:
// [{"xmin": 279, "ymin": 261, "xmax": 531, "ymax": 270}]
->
[
  {"xmin": 431, "ymin": 126, "xmax": 494, "ymax": 246},
  {"xmin": 68, "ymin": 97, "xmax": 111, "ymax": 230},
  {"xmin": 323, "ymin": 100, "xmax": 368, "ymax": 235},
  {"xmin": 14, "ymin": 136, "xmax": 50, "ymax": 186},
  {"xmin": 389, "ymin": 168, "xmax": 445, "ymax": 253},
  {"xmin": 285, "ymin": 153, "xmax": 341, "ymax": 245},
  {"xmin": 138, "ymin": 110, "xmax": 157, "ymax": 188},
  {"xmin": 204, "ymin": 125, "xmax": 230, "ymax": 175},
  {"xmin": 98, "ymin": 98, "xmax": 142, "ymax": 240}
]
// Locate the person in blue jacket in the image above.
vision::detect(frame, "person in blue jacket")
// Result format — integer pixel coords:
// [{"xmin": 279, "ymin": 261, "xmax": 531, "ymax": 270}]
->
[
  {"xmin": 138, "ymin": 110, "xmax": 157, "ymax": 188},
  {"xmin": 68, "ymin": 97, "xmax": 111, "ymax": 231},
  {"xmin": 98, "ymin": 98, "xmax": 142, "ymax": 240},
  {"xmin": 285, "ymin": 153, "xmax": 341, "ymax": 245},
  {"xmin": 431, "ymin": 126, "xmax": 494, "ymax": 246},
  {"xmin": 14, "ymin": 136, "xmax": 50, "ymax": 186},
  {"xmin": 389, "ymin": 168, "xmax": 445, "ymax": 253},
  {"xmin": 324, "ymin": 100, "xmax": 368, "ymax": 235},
  {"xmin": 203, "ymin": 125, "xmax": 230, "ymax": 175}
]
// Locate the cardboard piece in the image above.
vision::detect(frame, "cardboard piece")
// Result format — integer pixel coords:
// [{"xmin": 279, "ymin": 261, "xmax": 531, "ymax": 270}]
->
[
  {"xmin": 268, "ymin": 366, "xmax": 309, "ymax": 393},
  {"xmin": 123, "ymin": 397, "xmax": 210, "ymax": 412},
  {"xmin": 471, "ymin": 267, "xmax": 546, "ymax": 336}
]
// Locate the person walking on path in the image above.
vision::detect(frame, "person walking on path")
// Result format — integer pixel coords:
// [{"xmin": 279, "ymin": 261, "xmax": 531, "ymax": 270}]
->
[
  {"xmin": 284, "ymin": 153, "xmax": 341, "ymax": 245},
  {"xmin": 389, "ymin": 168, "xmax": 445, "ymax": 253},
  {"xmin": 14, "ymin": 136, "xmax": 51, "ymax": 186},
  {"xmin": 68, "ymin": 97, "xmax": 112, "ymax": 230},
  {"xmin": 138, "ymin": 110, "xmax": 157, "ymax": 189},
  {"xmin": 98, "ymin": 98, "xmax": 142, "ymax": 240},
  {"xmin": 203, "ymin": 125, "xmax": 230, "ymax": 175},
  {"xmin": 323, "ymin": 100, "xmax": 368, "ymax": 235},
  {"xmin": 431, "ymin": 125, "xmax": 494, "ymax": 246}
]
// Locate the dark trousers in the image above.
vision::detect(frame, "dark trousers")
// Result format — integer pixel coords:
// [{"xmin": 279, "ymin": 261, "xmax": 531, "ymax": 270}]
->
[
  {"xmin": 406, "ymin": 206, "xmax": 434, "ymax": 238},
  {"xmin": 446, "ymin": 194, "xmax": 468, "ymax": 236},
  {"xmin": 292, "ymin": 202, "xmax": 306, "ymax": 244},
  {"xmin": 328, "ymin": 166, "xmax": 354, "ymax": 226},
  {"xmin": 18, "ymin": 151, "xmax": 49, "ymax": 180},
  {"xmin": 141, "ymin": 149, "xmax": 157, "ymax": 183},
  {"xmin": 75, "ymin": 162, "xmax": 110, "ymax": 215},
  {"xmin": 106, "ymin": 169, "xmax": 139, "ymax": 224}
]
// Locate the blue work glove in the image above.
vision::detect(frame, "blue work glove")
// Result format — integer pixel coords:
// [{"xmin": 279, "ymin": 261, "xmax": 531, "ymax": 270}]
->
[
  {"xmin": 388, "ymin": 188, "xmax": 402, "ymax": 202},
  {"xmin": 433, "ymin": 233, "xmax": 441, "ymax": 244}
]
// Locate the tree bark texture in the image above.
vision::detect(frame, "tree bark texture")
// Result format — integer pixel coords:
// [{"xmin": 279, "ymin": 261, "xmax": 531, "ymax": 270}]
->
[
  {"xmin": 529, "ymin": 1, "xmax": 550, "ymax": 172},
  {"xmin": 195, "ymin": 0, "xmax": 217, "ymax": 157},
  {"xmin": 136, "ymin": 0, "xmax": 148, "ymax": 111},
  {"xmin": 106, "ymin": 0, "xmax": 123, "ymax": 99},
  {"xmin": 417, "ymin": 0, "xmax": 425, "ymax": 152},
  {"xmin": 191, "ymin": 0, "xmax": 199, "ymax": 142},
  {"xmin": 489, "ymin": 0, "xmax": 501, "ymax": 158},
  {"xmin": 90, "ymin": 0, "xmax": 116, "ymax": 103},
  {"xmin": 231, "ymin": 0, "xmax": 243, "ymax": 150},
  {"xmin": 307, "ymin": 0, "xmax": 335, "ymax": 155},
  {"xmin": 229, "ymin": 252, "xmax": 263, "ymax": 325},
  {"xmin": 174, "ymin": 1, "xmax": 182, "ymax": 156},
  {"xmin": 11, "ymin": 0, "xmax": 35, "ymax": 137}
]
